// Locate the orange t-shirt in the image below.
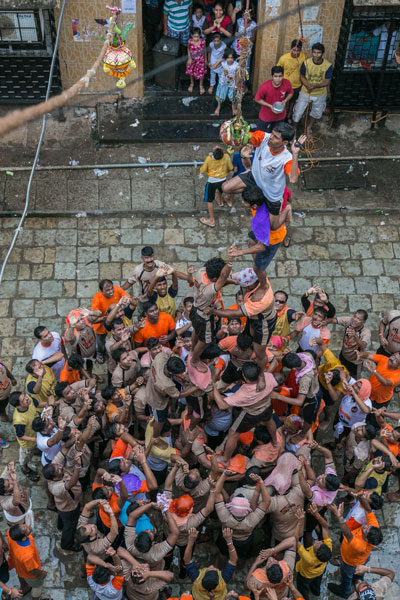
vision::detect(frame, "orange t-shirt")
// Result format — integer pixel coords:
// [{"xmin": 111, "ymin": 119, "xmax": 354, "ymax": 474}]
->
[
  {"xmin": 7, "ymin": 532, "xmax": 41, "ymax": 579},
  {"xmin": 86, "ymin": 564, "xmax": 124, "ymax": 590},
  {"xmin": 370, "ymin": 353, "xmax": 400, "ymax": 404},
  {"xmin": 92, "ymin": 483, "xmax": 122, "ymax": 528},
  {"xmin": 91, "ymin": 286, "xmax": 129, "ymax": 335},
  {"xmin": 222, "ymin": 304, "xmax": 247, "ymax": 327},
  {"xmin": 250, "ymin": 208, "xmax": 286, "ymax": 245},
  {"xmin": 59, "ymin": 364, "xmax": 81, "ymax": 384},
  {"xmin": 340, "ymin": 511, "xmax": 379, "ymax": 566},
  {"xmin": 242, "ymin": 282, "xmax": 274, "ymax": 318},
  {"xmin": 133, "ymin": 312, "xmax": 175, "ymax": 346}
]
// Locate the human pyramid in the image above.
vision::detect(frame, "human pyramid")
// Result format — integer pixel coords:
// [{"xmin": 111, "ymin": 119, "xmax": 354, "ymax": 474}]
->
[{"xmin": 0, "ymin": 123, "xmax": 399, "ymax": 600}]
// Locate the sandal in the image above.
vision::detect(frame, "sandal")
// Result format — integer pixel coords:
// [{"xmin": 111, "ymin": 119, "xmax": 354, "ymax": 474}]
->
[
  {"xmin": 95, "ymin": 354, "xmax": 104, "ymax": 365},
  {"xmin": 200, "ymin": 218, "xmax": 215, "ymax": 228},
  {"xmin": 22, "ymin": 467, "xmax": 40, "ymax": 482},
  {"xmin": 0, "ymin": 437, "xmax": 9, "ymax": 449}
]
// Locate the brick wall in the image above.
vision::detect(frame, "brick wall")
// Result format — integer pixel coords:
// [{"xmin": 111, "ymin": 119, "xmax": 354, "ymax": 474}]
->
[{"xmin": 54, "ymin": 0, "xmax": 142, "ymax": 102}]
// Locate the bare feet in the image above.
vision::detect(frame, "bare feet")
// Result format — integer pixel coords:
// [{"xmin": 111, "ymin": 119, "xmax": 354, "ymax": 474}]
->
[
  {"xmin": 200, "ymin": 217, "xmax": 215, "ymax": 227},
  {"xmin": 188, "ymin": 84, "xmax": 194, "ymax": 93},
  {"xmin": 190, "ymin": 356, "xmax": 208, "ymax": 373},
  {"xmin": 200, "ymin": 86, "xmax": 205, "ymax": 95},
  {"xmin": 215, "ymin": 195, "xmax": 223, "ymax": 207},
  {"xmin": 224, "ymin": 194, "xmax": 233, "ymax": 208},
  {"xmin": 208, "ymin": 86, "xmax": 214, "ymax": 95},
  {"xmin": 214, "ymin": 108, "xmax": 220, "ymax": 116}
]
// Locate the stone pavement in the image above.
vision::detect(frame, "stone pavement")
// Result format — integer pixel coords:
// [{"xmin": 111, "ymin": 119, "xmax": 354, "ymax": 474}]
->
[{"xmin": 1, "ymin": 207, "xmax": 400, "ymax": 598}]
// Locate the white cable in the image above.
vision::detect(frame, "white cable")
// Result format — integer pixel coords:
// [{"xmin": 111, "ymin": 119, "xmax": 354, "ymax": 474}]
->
[{"xmin": 0, "ymin": 0, "xmax": 67, "ymax": 285}]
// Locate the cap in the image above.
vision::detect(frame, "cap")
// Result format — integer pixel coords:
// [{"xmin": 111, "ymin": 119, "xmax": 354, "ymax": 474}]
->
[
  {"xmin": 201, "ymin": 570, "xmax": 219, "ymax": 591},
  {"xmin": 233, "ymin": 267, "xmax": 258, "ymax": 288}
]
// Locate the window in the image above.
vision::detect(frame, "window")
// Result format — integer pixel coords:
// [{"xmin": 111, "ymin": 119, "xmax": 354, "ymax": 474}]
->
[
  {"xmin": 344, "ymin": 11, "xmax": 400, "ymax": 71},
  {"xmin": 0, "ymin": 11, "xmax": 42, "ymax": 44}
]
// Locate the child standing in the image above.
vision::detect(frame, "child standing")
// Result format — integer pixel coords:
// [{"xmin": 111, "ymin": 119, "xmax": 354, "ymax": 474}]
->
[
  {"xmin": 213, "ymin": 48, "xmax": 239, "ymax": 116},
  {"xmin": 186, "ymin": 28, "xmax": 207, "ymax": 94},
  {"xmin": 199, "ymin": 145, "xmax": 233, "ymax": 227},
  {"xmin": 207, "ymin": 32, "xmax": 227, "ymax": 95},
  {"xmin": 192, "ymin": 4, "xmax": 206, "ymax": 36}
]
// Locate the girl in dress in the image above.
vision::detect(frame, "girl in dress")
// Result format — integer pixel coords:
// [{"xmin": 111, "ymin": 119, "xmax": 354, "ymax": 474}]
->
[
  {"xmin": 213, "ymin": 48, "xmax": 238, "ymax": 116},
  {"xmin": 186, "ymin": 28, "xmax": 207, "ymax": 95}
]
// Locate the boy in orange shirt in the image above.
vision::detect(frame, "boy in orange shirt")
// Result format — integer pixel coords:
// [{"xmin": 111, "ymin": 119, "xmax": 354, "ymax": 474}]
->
[
  {"xmin": 327, "ymin": 494, "xmax": 383, "ymax": 599},
  {"xmin": 59, "ymin": 353, "xmax": 89, "ymax": 385},
  {"xmin": 133, "ymin": 302, "xmax": 176, "ymax": 348},
  {"xmin": 7, "ymin": 523, "xmax": 47, "ymax": 598}
]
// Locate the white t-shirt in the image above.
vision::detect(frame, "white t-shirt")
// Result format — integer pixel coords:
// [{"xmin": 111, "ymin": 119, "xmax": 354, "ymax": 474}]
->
[
  {"xmin": 176, "ymin": 316, "xmax": 193, "ymax": 333},
  {"xmin": 299, "ymin": 323, "xmax": 323, "ymax": 351},
  {"xmin": 87, "ymin": 575, "xmax": 123, "ymax": 600},
  {"xmin": 339, "ymin": 379, "xmax": 372, "ymax": 427},
  {"xmin": 345, "ymin": 500, "xmax": 367, "ymax": 525},
  {"xmin": 36, "ymin": 428, "xmax": 62, "ymax": 466},
  {"xmin": 219, "ymin": 60, "xmax": 239, "ymax": 87},
  {"xmin": 32, "ymin": 332, "xmax": 65, "ymax": 380},
  {"xmin": 209, "ymin": 41, "xmax": 227, "ymax": 69},
  {"xmin": 251, "ymin": 132, "xmax": 292, "ymax": 203}
]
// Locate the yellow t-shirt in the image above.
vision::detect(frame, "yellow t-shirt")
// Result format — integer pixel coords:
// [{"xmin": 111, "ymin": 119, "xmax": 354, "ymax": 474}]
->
[
  {"xmin": 25, "ymin": 365, "xmax": 56, "ymax": 405},
  {"xmin": 300, "ymin": 57, "xmax": 332, "ymax": 96},
  {"xmin": 199, "ymin": 154, "xmax": 233, "ymax": 181},
  {"xmin": 13, "ymin": 399, "xmax": 41, "ymax": 448},
  {"xmin": 295, "ymin": 537, "xmax": 332, "ymax": 578},
  {"xmin": 318, "ymin": 348, "xmax": 348, "ymax": 391},
  {"xmin": 156, "ymin": 293, "xmax": 176, "ymax": 319},
  {"xmin": 277, "ymin": 50, "xmax": 307, "ymax": 89}
]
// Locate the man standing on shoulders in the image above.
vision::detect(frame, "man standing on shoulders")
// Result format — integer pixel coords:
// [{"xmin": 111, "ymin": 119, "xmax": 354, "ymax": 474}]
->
[
  {"xmin": 254, "ymin": 66, "xmax": 294, "ymax": 133},
  {"xmin": 292, "ymin": 43, "xmax": 332, "ymax": 137},
  {"xmin": 277, "ymin": 39, "xmax": 307, "ymax": 123}
]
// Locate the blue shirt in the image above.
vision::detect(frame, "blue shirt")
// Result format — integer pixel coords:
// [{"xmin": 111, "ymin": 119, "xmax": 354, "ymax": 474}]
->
[{"xmin": 233, "ymin": 152, "xmax": 254, "ymax": 175}]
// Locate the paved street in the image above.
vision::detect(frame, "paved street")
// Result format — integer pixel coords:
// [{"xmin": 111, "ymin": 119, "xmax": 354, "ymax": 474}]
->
[
  {"xmin": 1, "ymin": 205, "xmax": 400, "ymax": 599},
  {"xmin": 1, "ymin": 114, "xmax": 400, "ymax": 598}
]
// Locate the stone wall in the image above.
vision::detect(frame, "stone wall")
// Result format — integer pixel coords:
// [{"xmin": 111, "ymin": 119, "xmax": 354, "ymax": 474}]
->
[
  {"xmin": 254, "ymin": 0, "xmax": 346, "ymax": 90},
  {"xmin": 54, "ymin": 0, "xmax": 142, "ymax": 102}
]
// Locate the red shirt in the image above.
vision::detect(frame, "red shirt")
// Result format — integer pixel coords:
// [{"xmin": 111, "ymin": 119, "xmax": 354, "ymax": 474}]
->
[{"xmin": 255, "ymin": 78, "xmax": 294, "ymax": 122}]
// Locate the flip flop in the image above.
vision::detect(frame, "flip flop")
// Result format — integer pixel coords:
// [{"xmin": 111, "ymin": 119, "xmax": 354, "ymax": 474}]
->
[
  {"xmin": 0, "ymin": 437, "xmax": 9, "ymax": 449},
  {"xmin": 95, "ymin": 355, "xmax": 105, "ymax": 364},
  {"xmin": 22, "ymin": 467, "xmax": 40, "ymax": 482},
  {"xmin": 200, "ymin": 218, "xmax": 215, "ymax": 228}
]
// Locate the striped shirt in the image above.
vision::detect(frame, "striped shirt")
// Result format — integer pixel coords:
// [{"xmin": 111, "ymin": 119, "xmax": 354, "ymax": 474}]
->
[{"xmin": 163, "ymin": 0, "xmax": 191, "ymax": 31}]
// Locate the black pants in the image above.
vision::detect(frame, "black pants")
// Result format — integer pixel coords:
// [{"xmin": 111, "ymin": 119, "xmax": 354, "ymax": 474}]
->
[
  {"xmin": 57, "ymin": 506, "xmax": 81, "ymax": 550},
  {"xmin": 339, "ymin": 352, "xmax": 360, "ymax": 380},
  {"xmin": 296, "ymin": 571, "xmax": 324, "ymax": 600}
]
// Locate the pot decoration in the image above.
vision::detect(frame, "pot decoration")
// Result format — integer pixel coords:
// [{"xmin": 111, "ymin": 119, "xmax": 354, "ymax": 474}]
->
[
  {"xmin": 103, "ymin": 6, "xmax": 136, "ymax": 88},
  {"xmin": 219, "ymin": 117, "xmax": 252, "ymax": 150}
]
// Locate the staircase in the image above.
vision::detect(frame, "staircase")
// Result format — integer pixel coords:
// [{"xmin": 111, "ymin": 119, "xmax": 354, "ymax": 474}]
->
[{"xmin": 97, "ymin": 93, "xmax": 259, "ymax": 143}]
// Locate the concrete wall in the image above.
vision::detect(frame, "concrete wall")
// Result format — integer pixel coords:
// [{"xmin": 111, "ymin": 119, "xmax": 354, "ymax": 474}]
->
[
  {"xmin": 54, "ymin": 0, "xmax": 143, "ymax": 103},
  {"xmin": 254, "ymin": 0, "xmax": 346, "ymax": 91}
]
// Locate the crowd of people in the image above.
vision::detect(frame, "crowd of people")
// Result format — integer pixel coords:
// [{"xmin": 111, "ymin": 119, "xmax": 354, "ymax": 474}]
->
[{"xmin": 0, "ymin": 56, "xmax": 399, "ymax": 600}]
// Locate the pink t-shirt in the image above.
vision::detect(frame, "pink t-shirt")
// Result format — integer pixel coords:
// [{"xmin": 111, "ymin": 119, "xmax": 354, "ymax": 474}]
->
[
  {"xmin": 310, "ymin": 465, "xmax": 338, "ymax": 506},
  {"xmin": 224, "ymin": 373, "xmax": 276, "ymax": 408},
  {"xmin": 255, "ymin": 78, "xmax": 294, "ymax": 122}
]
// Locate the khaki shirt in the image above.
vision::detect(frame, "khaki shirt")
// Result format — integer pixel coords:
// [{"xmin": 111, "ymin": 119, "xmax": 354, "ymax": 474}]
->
[
  {"xmin": 145, "ymin": 352, "xmax": 180, "ymax": 410},
  {"xmin": 125, "ymin": 526, "xmax": 172, "ymax": 569},
  {"xmin": 105, "ymin": 328, "xmax": 134, "ymax": 374},
  {"xmin": 0, "ymin": 466, "xmax": 30, "ymax": 517},
  {"xmin": 77, "ymin": 514, "xmax": 111, "ymax": 558},
  {"xmin": 266, "ymin": 475, "xmax": 304, "ymax": 541},
  {"xmin": 348, "ymin": 576, "xmax": 392, "ymax": 600},
  {"xmin": 122, "ymin": 558, "xmax": 167, "ymax": 600},
  {"xmin": 381, "ymin": 309, "xmax": 400, "ymax": 354},
  {"xmin": 127, "ymin": 260, "xmax": 166, "ymax": 302},
  {"xmin": 64, "ymin": 443, "xmax": 92, "ymax": 478},
  {"xmin": 215, "ymin": 502, "xmax": 265, "ymax": 541},
  {"xmin": 193, "ymin": 267, "xmax": 218, "ymax": 320},
  {"xmin": 48, "ymin": 452, "xmax": 82, "ymax": 511},
  {"xmin": 111, "ymin": 351, "xmax": 140, "ymax": 388},
  {"xmin": 68, "ymin": 324, "xmax": 97, "ymax": 358},
  {"xmin": 298, "ymin": 368, "xmax": 320, "ymax": 399},
  {"xmin": 175, "ymin": 466, "xmax": 211, "ymax": 512},
  {"xmin": 337, "ymin": 316, "xmax": 371, "ymax": 364},
  {"xmin": 163, "ymin": 490, "xmax": 206, "ymax": 546}
]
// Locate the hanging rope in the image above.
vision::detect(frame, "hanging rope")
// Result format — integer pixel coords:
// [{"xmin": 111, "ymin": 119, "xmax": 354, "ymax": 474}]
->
[{"xmin": 297, "ymin": 0, "xmax": 304, "ymax": 41}]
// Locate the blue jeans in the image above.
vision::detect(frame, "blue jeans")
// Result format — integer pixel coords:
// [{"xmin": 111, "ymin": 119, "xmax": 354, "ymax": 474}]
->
[
  {"xmin": 338, "ymin": 557, "xmax": 366, "ymax": 598},
  {"xmin": 248, "ymin": 230, "xmax": 281, "ymax": 270}
]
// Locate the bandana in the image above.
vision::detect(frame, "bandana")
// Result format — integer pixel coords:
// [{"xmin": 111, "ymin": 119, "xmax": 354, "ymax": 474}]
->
[
  {"xmin": 226, "ymin": 496, "xmax": 252, "ymax": 517},
  {"xmin": 66, "ymin": 307, "xmax": 90, "ymax": 326},
  {"xmin": 354, "ymin": 378, "xmax": 372, "ymax": 400},
  {"xmin": 233, "ymin": 268, "xmax": 258, "ymax": 288},
  {"xmin": 216, "ymin": 453, "xmax": 246, "ymax": 474},
  {"xmin": 169, "ymin": 494, "xmax": 194, "ymax": 526},
  {"xmin": 238, "ymin": 431, "xmax": 254, "ymax": 445},
  {"xmin": 264, "ymin": 452, "xmax": 300, "ymax": 494},
  {"xmin": 295, "ymin": 353, "xmax": 315, "ymax": 383},
  {"xmin": 250, "ymin": 561, "xmax": 290, "ymax": 587},
  {"xmin": 269, "ymin": 335, "xmax": 284, "ymax": 350}
]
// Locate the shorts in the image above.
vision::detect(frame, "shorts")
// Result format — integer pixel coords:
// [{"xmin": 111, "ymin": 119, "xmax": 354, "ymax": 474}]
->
[
  {"xmin": 216, "ymin": 83, "xmax": 236, "ymax": 104},
  {"xmin": 302, "ymin": 390, "xmax": 322, "ymax": 425},
  {"xmin": 19, "ymin": 445, "xmax": 36, "ymax": 468},
  {"xmin": 248, "ymin": 230, "xmax": 281, "ymax": 270},
  {"xmin": 151, "ymin": 406, "xmax": 169, "ymax": 422},
  {"xmin": 245, "ymin": 312, "xmax": 277, "ymax": 346},
  {"xmin": 256, "ymin": 117, "xmax": 285, "ymax": 133},
  {"xmin": 204, "ymin": 180, "xmax": 225, "ymax": 203},
  {"xmin": 238, "ymin": 170, "xmax": 282, "ymax": 216},
  {"xmin": 190, "ymin": 306, "xmax": 214, "ymax": 344},
  {"xmin": 293, "ymin": 91, "xmax": 327, "ymax": 122},
  {"xmin": 167, "ymin": 25, "xmax": 190, "ymax": 46},
  {"xmin": 231, "ymin": 404, "xmax": 273, "ymax": 433}
]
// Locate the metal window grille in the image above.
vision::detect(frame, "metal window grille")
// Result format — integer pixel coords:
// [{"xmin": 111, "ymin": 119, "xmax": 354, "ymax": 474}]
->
[
  {"xmin": 0, "ymin": 10, "xmax": 43, "ymax": 46},
  {"xmin": 331, "ymin": 0, "xmax": 400, "ymax": 115}
]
